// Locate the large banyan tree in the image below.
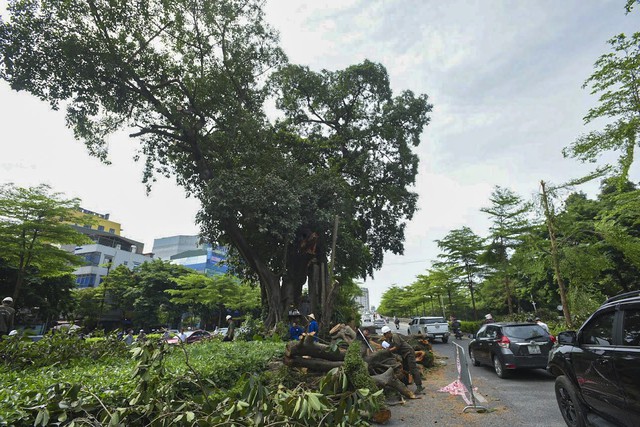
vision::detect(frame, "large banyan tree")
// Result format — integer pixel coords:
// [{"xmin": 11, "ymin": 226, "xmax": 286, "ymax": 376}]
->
[{"xmin": 0, "ymin": 0, "xmax": 432, "ymax": 327}]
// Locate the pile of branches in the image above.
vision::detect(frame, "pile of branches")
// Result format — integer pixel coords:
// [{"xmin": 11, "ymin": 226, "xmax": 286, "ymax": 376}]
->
[{"xmin": 284, "ymin": 324, "xmax": 435, "ymax": 400}]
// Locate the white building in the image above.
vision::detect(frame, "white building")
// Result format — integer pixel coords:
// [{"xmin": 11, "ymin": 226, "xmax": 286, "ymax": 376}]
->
[
  {"xmin": 69, "ymin": 227, "xmax": 153, "ymax": 288},
  {"xmin": 354, "ymin": 287, "xmax": 370, "ymax": 312},
  {"xmin": 152, "ymin": 235, "xmax": 201, "ymax": 260}
]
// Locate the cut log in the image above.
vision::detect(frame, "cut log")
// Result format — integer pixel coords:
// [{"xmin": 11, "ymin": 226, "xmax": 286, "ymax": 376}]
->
[
  {"xmin": 285, "ymin": 335, "xmax": 345, "ymax": 361},
  {"xmin": 329, "ymin": 323, "xmax": 357, "ymax": 344},
  {"xmin": 284, "ymin": 356, "xmax": 344, "ymax": 372},
  {"xmin": 371, "ymin": 367, "xmax": 415, "ymax": 399}
]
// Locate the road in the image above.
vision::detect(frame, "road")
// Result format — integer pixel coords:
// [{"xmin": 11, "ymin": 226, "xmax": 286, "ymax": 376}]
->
[{"xmin": 382, "ymin": 321, "xmax": 567, "ymax": 427}]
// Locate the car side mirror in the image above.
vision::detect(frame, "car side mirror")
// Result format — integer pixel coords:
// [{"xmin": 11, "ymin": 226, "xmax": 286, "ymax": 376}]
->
[{"xmin": 557, "ymin": 331, "xmax": 577, "ymax": 345}]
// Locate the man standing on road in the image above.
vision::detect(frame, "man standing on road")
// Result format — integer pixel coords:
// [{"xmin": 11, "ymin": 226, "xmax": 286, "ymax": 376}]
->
[
  {"xmin": 0, "ymin": 297, "xmax": 16, "ymax": 338},
  {"xmin": 381, "ymin": 325, "xmax": 424, "ymax": 395},
  {"xmin": 535, "ymin": 317, "xmax": 550, "ymax": 333},
  {"xmin": 484, "ymin": 314, "xmax": 495, "ymax": 324}
]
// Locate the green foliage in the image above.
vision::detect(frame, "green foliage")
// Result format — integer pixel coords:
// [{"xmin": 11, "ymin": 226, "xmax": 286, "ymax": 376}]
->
[
  {"xmin": 235, "ymin": 313, "xmax": 267, "ymax": 341},
  {"xmin": 0, "ymin": 0, "xmax": 432, "ymax": 327},
  {"xmin": 0, "ymin": 335, "xmax": 386, "ymax": 426},
  {"xmin": 342, "ymin": 341, "xmax": 384, "ymax": 410},
  {"xmin": 167, "ymin": 273, "xmax": 261, "ymax": 329},
  {"xmin": 563, "ymin": 31, "xmax": 640, "ymax": 184},
  {"xmin": 0, "ymin": 339, "xmax": 286, "ymax": 426},
  {"xmin": 0, "ymin": 331, "xmax": 128, "ymax": 370},
  {"xmin": 459, "ymin": 320, "xmax": 483, "ymax": 335},
  {"xmin": 97, "ymin": 260, "xmax": 194, "ymax": 329},
  {"xmin": 0, "ymin": 183, "xmax": 91, "ymax": 301}
]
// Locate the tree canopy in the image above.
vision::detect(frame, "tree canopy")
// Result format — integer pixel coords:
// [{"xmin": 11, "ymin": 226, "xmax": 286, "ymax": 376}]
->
[
  {"xmin": 0, "ymin": 0, "xmax": 432, "ymax": 327},
  {"xmin": 563, "ymin": 31, "xmax": 640, "ymax": 184},
  {"xmin": 0, "ymin": 183, "xmax": 90, "ymax": 302}
]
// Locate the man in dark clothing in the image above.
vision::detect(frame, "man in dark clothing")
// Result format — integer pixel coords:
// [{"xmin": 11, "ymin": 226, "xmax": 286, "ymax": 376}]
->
[
  {"xmin": 382, "ymin": 326, "xmax": 424, "ymax": 394},
  {"xmin": 0, "ymin": 297, "xmax": 16, "ymax": 338},
  {"xmin": 450, "ymin": 316, "xmax": 462, "ymax": 339},
  {"xmin": 223, "ymin": 315, "xmax": 235, "ymax": 341}
]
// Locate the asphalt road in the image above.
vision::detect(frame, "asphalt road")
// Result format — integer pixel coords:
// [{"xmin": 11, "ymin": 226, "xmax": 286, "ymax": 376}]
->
[{"xmin": 382, "ymin": 322, "xmax": 566, "ymax": 427}]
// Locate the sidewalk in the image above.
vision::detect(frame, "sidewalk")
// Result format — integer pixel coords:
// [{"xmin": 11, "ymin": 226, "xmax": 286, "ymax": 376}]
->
[{"xmin": 384, "ymin": 349, "xmax": 512, "ymax": 427}]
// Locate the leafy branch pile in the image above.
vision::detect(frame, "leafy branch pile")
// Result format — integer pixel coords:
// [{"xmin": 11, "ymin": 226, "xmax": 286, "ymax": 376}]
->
[{"xmin": 0, "ymin": 335, "xmax": 386, "ymax": 426}]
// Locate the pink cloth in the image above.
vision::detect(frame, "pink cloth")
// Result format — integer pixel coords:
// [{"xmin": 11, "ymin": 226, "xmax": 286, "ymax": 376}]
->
[{"xmin": 439, "ymin": 379, "xmax": 472, "ymax": 405}]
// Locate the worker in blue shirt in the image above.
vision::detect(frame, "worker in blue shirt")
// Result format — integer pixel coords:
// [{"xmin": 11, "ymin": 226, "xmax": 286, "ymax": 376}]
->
[
  {"xmin": 289, "ymin": 321, "xmax": 304, "ymax": 340},
  {"xmin": 307, "ymin": 313, "xmax": 319, "ymax": 342}
]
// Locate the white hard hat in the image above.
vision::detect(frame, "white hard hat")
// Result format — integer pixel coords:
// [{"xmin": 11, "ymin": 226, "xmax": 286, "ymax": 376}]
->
[
  {"xmin": 381, "ymin": 326, "xmax": 391, "ymax": 334},
  {"xmin": 2, "ymin": 297, "xmax": 13, "ymax": 304},
  {"xmin": 226, "ymin": 315, "xmax": 232, "ymax": 320},
  {"xmin": 485, "ymin": 313, "xmax": 492, "ymax": 319},
  {"xmin": 8, "ymin": 330, "xmax": 18, "ymax": 336}
]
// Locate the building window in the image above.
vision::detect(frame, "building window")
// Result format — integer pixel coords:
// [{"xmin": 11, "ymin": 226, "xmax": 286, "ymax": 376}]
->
[
  {"xmin": 83, "ymin": 224, "xmax": 92, "ymax": 229},
  {"xmin": 123, "ymin": 261, "xmax": 128, "ymax": 266},
  {"xmin": 109, "ymin": 228, "xmax": 115, "ymax": 234},
  {"xmin": 75, "ymin": 274, "xmax": 97, "ymax": 288},
  {"xmin": 98, "ymin": 225, "xmax": 105, "ymax": 231},
  {"xmin": 79, "ymin": 252, "xmax": 101, "ymax": 266}
]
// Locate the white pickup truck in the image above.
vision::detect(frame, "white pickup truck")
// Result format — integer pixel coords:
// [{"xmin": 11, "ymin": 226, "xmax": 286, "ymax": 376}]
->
[{"xmin": 407, "ymin": 316, "xmax": 450, "ymax": 343}]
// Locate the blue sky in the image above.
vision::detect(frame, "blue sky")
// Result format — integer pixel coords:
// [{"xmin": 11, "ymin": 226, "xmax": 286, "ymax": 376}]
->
[{"xmin": 1, "ymin": 1, "xmax": 638, "ymax": 307}]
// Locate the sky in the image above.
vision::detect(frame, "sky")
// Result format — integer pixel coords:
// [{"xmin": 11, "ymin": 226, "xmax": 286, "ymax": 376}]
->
[{"xmin": 1, "ymin": 1, "xmax": 638, "ymax": 308}]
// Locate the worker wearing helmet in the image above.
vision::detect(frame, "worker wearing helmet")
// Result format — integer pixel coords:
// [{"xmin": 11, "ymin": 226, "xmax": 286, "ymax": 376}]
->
[{"xmin": 381, "ymin": 325, "xmax": 424, "ymax": 395}]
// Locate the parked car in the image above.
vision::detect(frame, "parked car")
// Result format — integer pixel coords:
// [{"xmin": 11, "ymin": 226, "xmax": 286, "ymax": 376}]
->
[
  {"xmin": 547, "ymin": 290, "xmax": 640, "ymax": 427},
  {"xmin": 468, "ymin": 322, "xmax": 555, "ymax": 378},
  {"xmin": 407, "ymin": 316, "xmax": 450, "ymax": 343},
  {"xmin": 213, "ymin": 327, "xmax": 228, "ymax": 337},
  {"xmin": 373, "ymin": 319, "xmax": 387, "ymax": 329},
  {"xmin": 166, "ymin": 329, "xmax": 212, "ymax": 345}
]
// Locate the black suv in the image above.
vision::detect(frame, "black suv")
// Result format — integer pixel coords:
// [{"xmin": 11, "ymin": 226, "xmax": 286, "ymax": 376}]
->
[{"xmin": 547, "ymin": 290, "xmax": 640, "ymax": 427}]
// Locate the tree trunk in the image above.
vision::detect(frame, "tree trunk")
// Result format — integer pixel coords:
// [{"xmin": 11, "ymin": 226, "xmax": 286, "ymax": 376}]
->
[
  {"xmin": 504, "ymin": 273, "xmax": 514, "ymax": 315},
  {"xmin": 371, "ymin": 367, "xmax": 414, "ymax": 399},
  {"xmin": 540, "ymin": 181, "xmax": 573, "ymax": 328},
  {"xmin": 222, "ymin": 220, "xmax": 284, "ymax": 326}
]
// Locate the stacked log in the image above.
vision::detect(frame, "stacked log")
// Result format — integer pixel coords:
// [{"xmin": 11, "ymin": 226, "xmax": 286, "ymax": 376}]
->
[{"xmin": 284, "ymin": 327, "xmax": 420, "ymax": 399}]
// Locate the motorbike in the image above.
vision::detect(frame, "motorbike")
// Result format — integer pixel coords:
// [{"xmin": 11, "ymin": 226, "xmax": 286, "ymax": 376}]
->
[{"xmin": 453, "ymin": 327, "xmax": 463, "ymax": 340}]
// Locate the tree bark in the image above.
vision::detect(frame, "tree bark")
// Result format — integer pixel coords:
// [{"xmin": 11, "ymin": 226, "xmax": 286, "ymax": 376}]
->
[
  {"xmin": 371, "ymin": 367, "xmax": 414, "ymax": 398},
  {"xmin": 540, "ymin": 181, "xmax": 573, "ymax": 328}
]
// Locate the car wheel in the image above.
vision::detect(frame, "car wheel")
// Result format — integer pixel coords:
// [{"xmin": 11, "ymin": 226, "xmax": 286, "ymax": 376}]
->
[
  {"xmin": 469, "ymin": 348, "xmax": 480, "ymax": 366},
  {"xmin": 555, "ymin": 375, "xmax": 587, "ymax": 427},
  {"xmin": 442, "ymin": 336, "xmax": 448, "ymax": 343},
  {"xmin": 493, "ymin": 355, "xmax": 509, "ymax": 378}
]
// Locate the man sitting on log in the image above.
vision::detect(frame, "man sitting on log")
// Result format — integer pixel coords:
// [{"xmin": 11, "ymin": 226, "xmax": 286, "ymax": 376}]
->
[{"xmin": 381, "ymin": 326, "xmax": 425, "ymax": 395}]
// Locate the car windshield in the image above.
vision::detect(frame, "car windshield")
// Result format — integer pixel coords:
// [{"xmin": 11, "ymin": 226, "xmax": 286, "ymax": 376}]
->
[{"xmin": 503, "ymin": 325, "xmax": 547, "ymax": 339}]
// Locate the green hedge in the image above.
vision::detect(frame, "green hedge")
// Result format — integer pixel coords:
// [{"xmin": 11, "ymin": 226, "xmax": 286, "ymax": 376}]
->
[{"xmin": 0, "ymin": 338, "xmax": 285, "ymax": 426}]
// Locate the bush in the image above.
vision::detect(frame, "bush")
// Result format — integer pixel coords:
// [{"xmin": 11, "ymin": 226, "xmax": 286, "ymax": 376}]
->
[
  {"xmin": 0, "ymin": 339, "xmax": 286, "ymax": 426},
  {"xmin": 0, "ymin": 332, "xmax": 129, "ymax": 370}
]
